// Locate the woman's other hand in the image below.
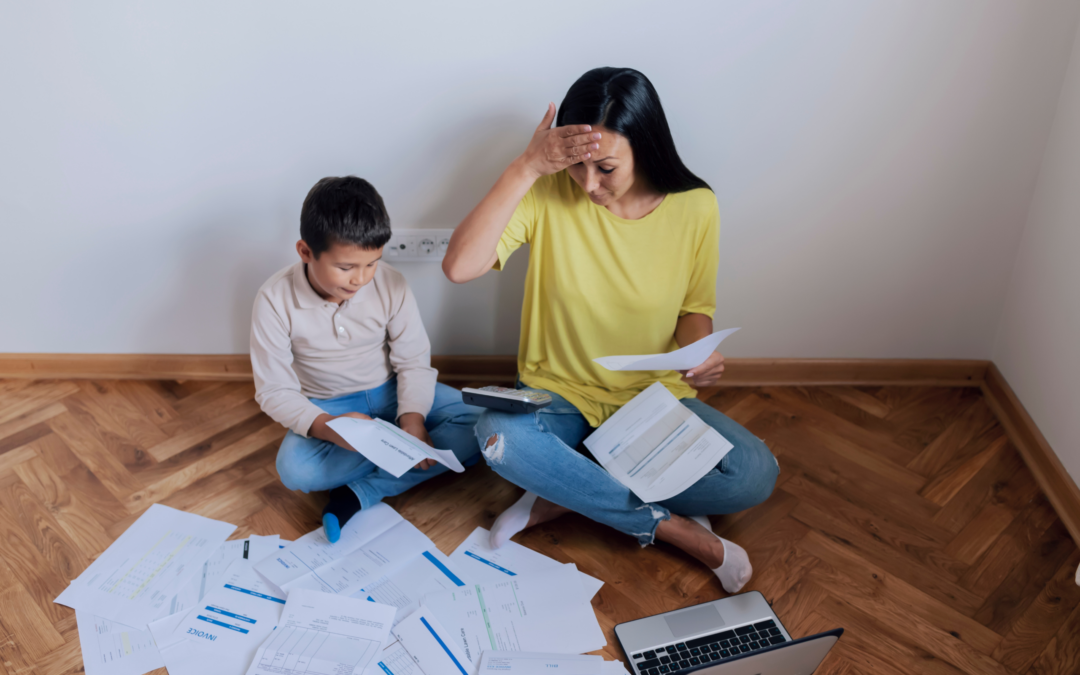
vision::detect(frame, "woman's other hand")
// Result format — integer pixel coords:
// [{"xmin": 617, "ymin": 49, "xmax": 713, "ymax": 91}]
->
[
  {"xmin": 681, "ymin": 351, "xmax": 726, "ymax": 388},
  {"xmin": 519, "ymin": 103, "xmax": 601, "ymax": 179}
]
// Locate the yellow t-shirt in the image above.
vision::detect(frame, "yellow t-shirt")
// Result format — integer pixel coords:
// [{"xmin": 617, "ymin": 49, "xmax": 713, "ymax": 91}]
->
[{"xmin": 495, "ymin": 171, "xmax": 720, "ymax": 427}]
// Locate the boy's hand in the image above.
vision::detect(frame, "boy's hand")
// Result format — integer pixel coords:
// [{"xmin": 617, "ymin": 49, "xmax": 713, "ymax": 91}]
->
[
  {"xmin": 398, "ymin": 413, "xmax": 437, "ymax": 470},
  {"xmin": 309, "ymin": 412, "xmax": 371, "ymax": 451}
]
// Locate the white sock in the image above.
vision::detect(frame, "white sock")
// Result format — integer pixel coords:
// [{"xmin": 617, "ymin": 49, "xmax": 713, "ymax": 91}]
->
[
  {"xmin": 690, "ymin": 515, "xmax": 753, "ymax": 594},
  {"xmin": 490, "ymin": 491, "xmax": 538, "ymax": 549}
]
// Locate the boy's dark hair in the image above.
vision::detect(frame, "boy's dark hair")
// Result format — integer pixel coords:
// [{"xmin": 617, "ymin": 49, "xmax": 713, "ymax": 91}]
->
[{"xmin": 300, "ymin": 176, "xmax": 392, "ymax": 256}]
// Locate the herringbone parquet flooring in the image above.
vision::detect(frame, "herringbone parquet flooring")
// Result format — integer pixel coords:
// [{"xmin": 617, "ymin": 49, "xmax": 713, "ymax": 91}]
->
[{"xmin": 0, "ymin": 377, "xmax": 1077, "ymax": 674}]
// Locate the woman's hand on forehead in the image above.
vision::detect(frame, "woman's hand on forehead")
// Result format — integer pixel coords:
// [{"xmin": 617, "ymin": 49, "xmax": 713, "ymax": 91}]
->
[{"xmin": 519, "ymin": 102, "xmax": 602, "ymax": 178}]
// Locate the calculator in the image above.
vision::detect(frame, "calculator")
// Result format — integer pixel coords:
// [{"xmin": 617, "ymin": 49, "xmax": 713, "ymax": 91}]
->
[{"xmin": 461, "ymin": 386, "xmax": 553, "ymax": 414}]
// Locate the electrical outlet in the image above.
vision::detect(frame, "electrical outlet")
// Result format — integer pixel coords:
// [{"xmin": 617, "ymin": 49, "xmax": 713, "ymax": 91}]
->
[{"xmin": 384, "ymin": 229, "xmax": 454, "ymax": 262}]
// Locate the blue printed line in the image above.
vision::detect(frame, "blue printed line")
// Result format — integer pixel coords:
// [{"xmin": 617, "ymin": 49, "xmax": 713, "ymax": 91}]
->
[
  {"xmin": 225, "ymin": 584, "xmax": 286, "ymax": 604},
  {"xmin": 422, "ymin": 551, "xmax": 465, "ymax": 586},
  {"xmin": 463, "ymin": 551, "xmax": 516, "ymax": 576},
  {"xmin": 204, "ymin": 605, "xmax": 256, "ymax": 623},
  {"xmin": 196, "ymin": 615, "xmax": 250, "ymax": 634},
  {"xmin": 378, "ymin": 662, "xmax": 394, "ymax": 675},
  {"xmin": 367, "ymin": 596, "xmax": 376, "ymax": 602},
  {"xmin": 420, "ymin": 617, "xmax": 469, "ymax": 675}
]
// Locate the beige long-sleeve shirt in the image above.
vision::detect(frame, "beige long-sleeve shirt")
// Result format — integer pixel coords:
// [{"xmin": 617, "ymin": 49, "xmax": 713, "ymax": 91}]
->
[{"xmin": 250, "ymin": 261, "xmax": 437, "ymax": 437}]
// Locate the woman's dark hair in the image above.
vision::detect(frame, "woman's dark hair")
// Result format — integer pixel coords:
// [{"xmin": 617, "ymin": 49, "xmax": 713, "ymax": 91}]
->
[
  {"xmin": 300, "ymin": 176, "xmax": 392, "ymax": 256},
  {"xmin": 557, "ymin": 67, "xmax": 710, "ymax": 194}
]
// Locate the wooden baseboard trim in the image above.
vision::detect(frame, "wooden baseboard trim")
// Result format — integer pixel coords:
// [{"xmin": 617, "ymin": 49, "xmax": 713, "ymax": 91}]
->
[
  {"xmin": 2, "ymin": 352, "xmax": 1076, "ymax": 544},
  {"xmin": 0, "ymin": 354, "xmax": 989, "ymax": 385},
  {"xmin": 980, "ymin": 363, "xmax": 1080, "ymax": 545},
  {"xmin": 0, "ymin": 353, "xmax": 255, "ymax": 381}
]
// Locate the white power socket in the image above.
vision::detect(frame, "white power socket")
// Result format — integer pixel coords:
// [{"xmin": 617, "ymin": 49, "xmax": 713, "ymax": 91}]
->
[{"xmin": 383, "ymin": 228, "xmax": 454, "ymax": 262}]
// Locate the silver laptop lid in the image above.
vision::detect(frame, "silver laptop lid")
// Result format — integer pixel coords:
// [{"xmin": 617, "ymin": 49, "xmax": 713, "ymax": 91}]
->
[{"xmin": 692, "ymin": 631, "xmax": 842, "ymax": 675}]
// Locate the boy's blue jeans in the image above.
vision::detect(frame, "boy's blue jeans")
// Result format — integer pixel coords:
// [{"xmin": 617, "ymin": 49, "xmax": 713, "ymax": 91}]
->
[
  {"xmin": 276, "ymin": 379, "xmax": 482, "ymax": 509},
  {"xmin": 474, "ymin": 388, "xmax": 779, "ymax": 546}
]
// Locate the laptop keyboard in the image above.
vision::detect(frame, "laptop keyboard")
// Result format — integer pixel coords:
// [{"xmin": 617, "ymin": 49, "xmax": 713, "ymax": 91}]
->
[{"xmin": 630, "ymin": 619, "xmax": 787, "ymax": 674}]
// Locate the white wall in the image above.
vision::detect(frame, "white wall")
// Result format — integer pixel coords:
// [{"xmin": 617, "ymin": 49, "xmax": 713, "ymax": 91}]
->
[
  {"xmin": 2, "ymin": 1, "xmax": 1079, "ymax": 357},
  {"xmin": 994, "ymin": 20, "xmax": 1080, "ymax": 483}
]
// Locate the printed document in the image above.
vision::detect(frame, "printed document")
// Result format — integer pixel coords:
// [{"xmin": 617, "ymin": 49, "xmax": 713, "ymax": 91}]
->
[
  {"xmin": 357, "ymin": 548, "xmax": 470, "ymax": 624},
  {"xmin": 326, "ymin": 417, "xmax": 464, "ymax": 477},
  {"xmin": 422, "ymin": 564, "xmax": 606, "ymax": 659},
  {"xmin": 477, "ymin": 651, "xmax": 604, "ymax": 675},
  {"xmin": 76, "ymin": 612, "xmax": 163, "ymax": 675},
  {"xmin": 244, "ymin": 589, "xmax": 396, "ymax": 675},
  {"xmin": 55, "ymin": 504, "xmax": 236, "ymax": 627},
  {"xmin": 449, "ymin": 527, "xmax": 603, "ymax": 602},
  {"xmin": 77, "ymin": 535, "xmax": 278, "ymax": 675},
  {"xmin": 583, "ymin": 382, "xmax": 733, "ymax": 502},
  {"xmin": 261, "ymin": 507, "xmax": 434, "ymax": 598},
  {"xmin": 256, "ymin": 503, "xmax": 405, "ymax": 590},
  {"xmin": 150, "ymin": 557, "xmax": 286, "ymax": 675},
  {"xmin": 385, "ymin": 606, "xmax": 473, "ymax": 675},
  {"xmin": 593, "ymin": 328, "xmax": 740, "ymax": 372}
]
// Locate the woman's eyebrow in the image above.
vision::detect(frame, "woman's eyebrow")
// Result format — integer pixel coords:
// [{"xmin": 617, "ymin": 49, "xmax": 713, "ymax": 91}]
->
[{"xmin": 592, "ymin": 156, "xmax": 616, "ymax": 163}]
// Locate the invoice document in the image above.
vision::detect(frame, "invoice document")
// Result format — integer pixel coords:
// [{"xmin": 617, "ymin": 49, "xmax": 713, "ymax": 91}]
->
[
  {"xmin": 56, "ymin": 504, "xmax": 236, "ymax": 627},
  {"xmin": 244, "ymin": 589, "xmax": 396, "ymax": 675},
  {"xmin": 477, "ymin": 651, "xmax": 604, "ymax": 675},
  {"xmin": 593, "ymin": 328, "xmax": 740, "ymax": 372},
  {"xmin": 150, "ymin": 558, "xmax": 286, "ymax": 675},
  {"xmin": 174, "ymin": 558, "xmax": 286, "ymax": 646},
  {"xmin": 387, "ymin": 605, "xmax": 473, "ymax": 675},
  {"xmin": 78, "ymin": 534, "xmax": 279, "ymax": 675},
  {"xmin": 422, "ymin": 564, "xmax": 606, "ymax": 658},
  {"xmin": 449, "ymin": 527, "xmax": 603, "ymax": 602},
  {"xmin": 326, "ymin": 417, "xmax": 465, "ymax": 477},
  {"xmin": 357, "ymin": 548, "xmax": 470, "ymax": 624},
  {"xmin": 583, "ymin": 382, "xmax": 733, "ymax": 502}
]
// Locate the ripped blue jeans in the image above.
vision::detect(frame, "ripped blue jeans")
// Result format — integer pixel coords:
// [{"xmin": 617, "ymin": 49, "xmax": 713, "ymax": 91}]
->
[{"xmin": 474, "ymin": 388, "xmax": 779, "ymax": 546}]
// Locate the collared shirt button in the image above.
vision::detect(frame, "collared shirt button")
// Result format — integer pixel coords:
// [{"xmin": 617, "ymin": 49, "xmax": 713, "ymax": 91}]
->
[{"xmin": 337, "ymin": 326, "xmax": 344, "ymax": 333}]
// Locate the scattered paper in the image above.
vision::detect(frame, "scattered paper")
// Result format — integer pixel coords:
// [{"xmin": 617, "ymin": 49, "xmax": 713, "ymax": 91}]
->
[
  {"xmin": 255, "ymin": 503, "xmax": 404, "ymax": 590},
  {"xmin": 584, "ymin": 382, "xmax": 733, "ymax": 502},
  {"xmin": 593, "ymin": 328, "xmax": 740, "ymax": 372},
  {"xmin": 357, "ymin": 548, "xmax": 470, "ymax": 624},
  {"xmin": 478, "ymin": 651, "xmax": 604, "ymax": 674},
  {"xmin": 56, "ymin": 504, "xmax": 236, "ymax": 627},
  {"xmin": 449, "ymin": 527, "xmax": 603, "ymax": 602},
  {"xmin": 326, "ymin": 417, "xmax": 464, "ymax": 477},
  {"xmin": 389, "ymin": 606, "xmax": 473, "ymax": 674},
  {"xmin": 76, "ymin": 612, "xmax": 164, "ymax": 675},
  {"xmin": 423, "ymin": 565, "xmax": 606, "ymax": 657},
  {"xmin": 244, "ymin": 589, "xmax": 395, "ymax": 675}
]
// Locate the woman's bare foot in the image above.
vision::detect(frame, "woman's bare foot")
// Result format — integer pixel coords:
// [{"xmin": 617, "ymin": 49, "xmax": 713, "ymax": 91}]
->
[{"xmin": 489, "ymin": 492, "xmax": 571, "ymax": 548}]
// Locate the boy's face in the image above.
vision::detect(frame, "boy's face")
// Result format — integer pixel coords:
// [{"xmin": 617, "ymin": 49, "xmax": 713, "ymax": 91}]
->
[{"xmin": 296, "ymin": 239, "xmax": 383, "ymax": 304}]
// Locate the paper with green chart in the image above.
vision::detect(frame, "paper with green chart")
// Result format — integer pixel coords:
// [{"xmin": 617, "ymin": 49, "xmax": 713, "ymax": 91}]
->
[{"xmin": 325, "ymin": 416, "xmax": 465, "ymax": 477}]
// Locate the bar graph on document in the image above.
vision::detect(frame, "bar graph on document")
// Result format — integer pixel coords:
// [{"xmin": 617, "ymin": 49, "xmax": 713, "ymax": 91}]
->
[
  {"xmin": 96, "ymin": 530, "xmax": 201, "ymax": 602},
  {"xmin": 254, "ymin": 626, "xmax": 380, "ymax": 675}
]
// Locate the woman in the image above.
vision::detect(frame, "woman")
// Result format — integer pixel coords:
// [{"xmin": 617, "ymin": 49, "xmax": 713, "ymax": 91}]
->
[{"xmin": 443, "ymin": 68, "xmax": 778, "ymax": 592}]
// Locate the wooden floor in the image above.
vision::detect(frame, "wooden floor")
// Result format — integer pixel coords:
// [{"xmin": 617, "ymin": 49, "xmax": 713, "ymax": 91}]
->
[{"xmin": 0, "ymin": 378, "xmax": 1077, "ymax": 675}]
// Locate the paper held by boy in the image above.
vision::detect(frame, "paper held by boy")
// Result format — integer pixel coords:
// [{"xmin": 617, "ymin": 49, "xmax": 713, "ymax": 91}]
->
[
  {"xmin": 326, "ymin": 416, "xmax": 464, "ymax": 477},
  {"xmin": 592, "ymin": 327, "xmax": 740, "ymax": 372},
  {"xmin": 583, "ymin": 381, "xmax": 733, "ymax": 503}
]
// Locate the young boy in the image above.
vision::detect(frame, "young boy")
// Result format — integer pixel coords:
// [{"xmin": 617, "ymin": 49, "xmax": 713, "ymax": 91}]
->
[{"xmin": 251, "ymin": 176, "xmax": 480, "ymax": 542}]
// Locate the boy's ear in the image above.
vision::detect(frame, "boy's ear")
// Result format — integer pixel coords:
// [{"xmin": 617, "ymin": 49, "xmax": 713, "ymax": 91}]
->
[{"xmin": 296, "ymin": 239, "xmax": 315, "ymax": 263}]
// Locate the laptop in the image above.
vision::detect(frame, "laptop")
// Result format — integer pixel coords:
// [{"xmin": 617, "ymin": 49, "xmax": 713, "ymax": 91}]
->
[{"xmin": 616, "ymin": 591, "xmax": 843, "ymax": 675}]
